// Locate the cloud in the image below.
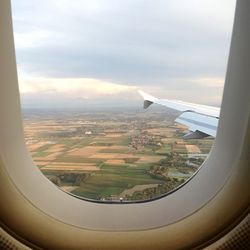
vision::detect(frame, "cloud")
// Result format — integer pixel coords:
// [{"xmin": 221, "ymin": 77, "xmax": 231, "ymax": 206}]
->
[
  {"xmin": 188, "ymin": 77, "xmax": 224, "ymax": 88},
  {"xmin": 18, "ymin": 77, "xmax": 140, "ymax": 108},
  {"xmin": 12, "ymin": 0, "xmax": 235, "ymax": 80},
  {"xmin": 14, "ymin": 31, "xmax": 53, "ymax": 49},
  {"xmin": 12, "ymin": 0, "xmax": 236, "ymax": 107},
  {"xmin": 18, "ymin": 76, "xmax": 223, "ymax": 108},
  {"xmin": 19, "ymin": 77, "xmax": 137, "ymax": 97}
]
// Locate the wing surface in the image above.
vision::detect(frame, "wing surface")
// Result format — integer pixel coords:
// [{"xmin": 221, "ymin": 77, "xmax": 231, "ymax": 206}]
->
[{"xmin": 138, "ymin": 90, "xmax": 220, "ymax": 138}]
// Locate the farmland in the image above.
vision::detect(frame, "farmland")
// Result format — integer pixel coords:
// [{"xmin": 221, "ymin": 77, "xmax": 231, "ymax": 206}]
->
[{"xmin": 23, "ymin": 108, "xmax": 214, "ymax": 201}]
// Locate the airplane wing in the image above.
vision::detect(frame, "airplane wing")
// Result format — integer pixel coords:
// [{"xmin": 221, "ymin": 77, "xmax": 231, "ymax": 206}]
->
[{"xmin": 138, "ymin": 90, "xmax": 220, "ymax": 139}]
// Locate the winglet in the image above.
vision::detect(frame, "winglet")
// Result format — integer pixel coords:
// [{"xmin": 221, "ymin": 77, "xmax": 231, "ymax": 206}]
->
[{"xmin": 138, "ymin": 90, "xmax": 158, "ymax": 109}]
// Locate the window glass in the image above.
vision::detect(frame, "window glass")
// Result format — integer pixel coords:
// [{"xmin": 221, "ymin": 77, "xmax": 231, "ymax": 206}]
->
[{"xmin": 13, "ymin": 0, "xmax": 235, "ymax": 202}]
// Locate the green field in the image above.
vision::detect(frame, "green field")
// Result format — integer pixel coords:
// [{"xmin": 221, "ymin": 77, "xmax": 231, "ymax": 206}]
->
[
  {"xmin": 33, "ymin": 151, "xmax": 52, "ymax": 157},
  {"xmin": 156, "ymin": 144, "xmax": 172, "ymax": 155},
  {"xmin": 72, "ymin": 164, "xmax": 164, "ymax": 200}
]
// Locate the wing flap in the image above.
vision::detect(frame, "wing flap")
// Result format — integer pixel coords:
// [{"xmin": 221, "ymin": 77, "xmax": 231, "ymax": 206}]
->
[
  {"xmin": 182, "ymin": 131, "xmax": 210, "ymax": 140},
  {"xmin": 175, "ymin": 112, "xmax": 218, "ymax": 137}
]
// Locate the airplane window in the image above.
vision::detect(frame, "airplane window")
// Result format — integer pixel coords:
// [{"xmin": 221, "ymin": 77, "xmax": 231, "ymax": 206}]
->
[{"xmin": 13, "ymin": 0, "xmax": 235, "ymax": 202}]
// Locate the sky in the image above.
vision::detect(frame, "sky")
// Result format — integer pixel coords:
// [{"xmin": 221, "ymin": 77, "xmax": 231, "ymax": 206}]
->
[{"xmin": 12, "ymin": 0, "xmax": 236, "ymax": 109}]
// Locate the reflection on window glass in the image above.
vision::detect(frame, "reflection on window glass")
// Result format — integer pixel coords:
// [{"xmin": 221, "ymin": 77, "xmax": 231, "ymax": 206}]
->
[{"xmin": 14, "ymin": 0, "xmax": 235, "ymax": 202}]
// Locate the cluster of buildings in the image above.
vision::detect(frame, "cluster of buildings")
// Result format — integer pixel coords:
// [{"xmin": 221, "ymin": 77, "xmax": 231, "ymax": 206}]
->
[{"xmin": 130, "ymin": 131, "xmax": 152, "ymax": 150}]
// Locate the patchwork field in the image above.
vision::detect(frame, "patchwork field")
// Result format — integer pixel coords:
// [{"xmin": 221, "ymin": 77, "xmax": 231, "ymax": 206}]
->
[
  {"xmin": 72, "ymin": 165, "xmax": 163, "ymax": 200},
  {"xmin": 23, "ymin": 109, "xmax": 214, "ymax": 201}
]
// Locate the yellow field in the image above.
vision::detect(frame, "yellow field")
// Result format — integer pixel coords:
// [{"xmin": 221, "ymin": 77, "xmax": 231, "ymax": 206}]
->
[
  {"xmin": 90, "ymin": 153, "xmax": 126, "ymax": 159},
  {"xmin": 41, "ymin": 164, "xmax": 99, "ymax": 171},
  {"xmin": 136, "ymin": 155, "xmax": 164, "ymax": 163},
  {"xmin": 105, "ymin": 159, "xmax": 125, "ymax": 165},
  {"xmin": 45, "ymin": 144, "xmax": 65, "ymax": 153},
  {"xmin": 174, "ymin": 139, "xmax": 185, "ymax": 144},
  {"xmin": 185, "ymin": 145, "xmax": 201, "ymax": 153},
  {"xmin": 108, "ymin": 146, "xmax": 129, "ymax": 150},
  {"xmin": 35, "ymin": 161, "xmax": 51, "ymax": 166},
  {"xmin": 146, "ymin": 128, "xmax": 174, "ymax": 137},
  {"xmin": 26, "ymin": 125, "xmax": 66, "ymax": 131},
  {"xmin": 105, "ymin": 133, "xmax": 123, "ymax": 138},
  {"xmin": 27, "ymin": 142, "xmax": 47, "ymax": 152},
  {"xmin": 50, "ymin": 162, "xmax": 97, "ymax": 166},
  {"xmin": 175, "ymin": 124, "xmax": 188, "ymax": 130}
]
